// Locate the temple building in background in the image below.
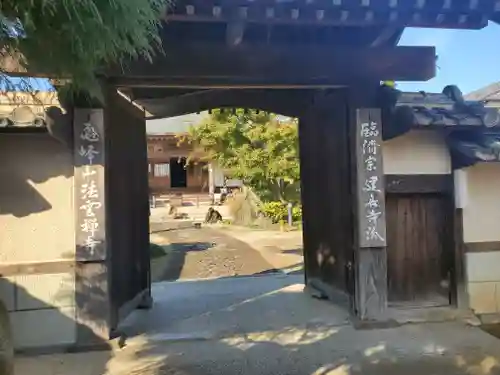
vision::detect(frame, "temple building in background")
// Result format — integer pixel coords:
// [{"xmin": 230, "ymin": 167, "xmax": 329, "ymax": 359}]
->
[{"xmin": 146, "ymin": 112, "xmax": 242, "ymax": 195}]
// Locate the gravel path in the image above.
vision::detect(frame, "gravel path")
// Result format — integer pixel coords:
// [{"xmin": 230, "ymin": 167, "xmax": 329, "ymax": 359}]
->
[{"xmin": 156, "ymin": 226, "xmax": 279, "ymax": 280}]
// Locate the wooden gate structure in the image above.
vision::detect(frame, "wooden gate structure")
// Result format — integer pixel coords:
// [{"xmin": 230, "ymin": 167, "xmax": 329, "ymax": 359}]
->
[
  {"xmin": 109, "ymin": 1, "xmax": 500, "ymax": 323},
  {"xmin": 4, "ymin": 0, "xmax": 500, "ymax": 346}
]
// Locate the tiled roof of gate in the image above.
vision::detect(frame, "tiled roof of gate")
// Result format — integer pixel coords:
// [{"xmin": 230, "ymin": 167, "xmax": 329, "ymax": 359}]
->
[
  {"xmin": 392, "ymin": 83, "xmax": 500, "ymax": 168},
  {"xmin": 395, "ymin": 90, "xmax": 500, "ymax": 129}
]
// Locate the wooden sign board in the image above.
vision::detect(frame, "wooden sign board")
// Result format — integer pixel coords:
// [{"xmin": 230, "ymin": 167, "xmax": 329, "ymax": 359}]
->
[
  {"xmin": 355, "ymin": 108, "xmax": 386, "ymax": 248},
  {"xmin": 74, "ymin": 109, "xmax": 107, "ymax": 261}
]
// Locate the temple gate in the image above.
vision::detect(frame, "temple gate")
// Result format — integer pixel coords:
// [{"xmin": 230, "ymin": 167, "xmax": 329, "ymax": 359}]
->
[{"xmin": 3, "ymin": 0, "xmax": 500, "ymax": 350}]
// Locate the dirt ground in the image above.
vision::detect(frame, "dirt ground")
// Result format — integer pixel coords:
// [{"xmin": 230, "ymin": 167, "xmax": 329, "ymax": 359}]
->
[
  {"xmin": 21, "ymin": 225, "xmax": 500, "ymax": 375},
  {"xmin": 16, "ymin": 273, "xmax": 500, "ymax": 375},
  {"xmin": 153, "ymin": 226, "xmax": 280, "ymax": 280}
]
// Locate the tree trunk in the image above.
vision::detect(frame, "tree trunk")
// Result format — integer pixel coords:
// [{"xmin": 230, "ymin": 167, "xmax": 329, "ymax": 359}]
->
[{"xmin": 270, "ymin": 178, "xmax": 287, "ymax": 203}]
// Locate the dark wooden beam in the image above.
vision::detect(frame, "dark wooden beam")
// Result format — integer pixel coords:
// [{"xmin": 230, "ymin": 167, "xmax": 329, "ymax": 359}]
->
[
  {"xmin": 226, "ymin": 20, "xmax": 246, "ymax": 46},
  {"xmin": 163, "ymin": 14, "xmax": 487, "ymax": 30},
  {"xmin": 370, "ymin": 26, "xmax": 404, "ymax": 47},
  {"xmin": 465, "ymin": 241, "xmax": 500, "ymax": 253},
  {"xmin": 128, "ymin": 88, "xmax": 202, "ymax": 100},
  {"xmin": 163, "ymin": 2, "xmax": 491, "ymax": 30},
  {"xmin": 108, "ymin": 44, "xmax": 436, "ymax": 88},
  {"xmin": 452, "ymin": 206, "xmax": 469, "ymax": 310},
  {"xmin": 136, "ymin": 89, "xmax": 313, "ymax": 118},
  {"xmin": 385, "ymin": 174, "xmax": 452, "ymax": 194}
]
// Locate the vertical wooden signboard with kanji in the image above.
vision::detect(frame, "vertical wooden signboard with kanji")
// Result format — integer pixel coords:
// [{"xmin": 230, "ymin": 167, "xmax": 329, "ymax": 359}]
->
[
  {"xmin": 356, "ymin": 109, "xmax": 386, "ymax": 248},
  {"xmin": 74, "ymin": 109, "xmax": 106, "ymax": 261},
  {"xmin": 354, "ymin": 108, "xmax": 388, "ymax": 321},
  {"xmin": 73, "ymin": 108, "xmax": 111, "ymax": 342}
]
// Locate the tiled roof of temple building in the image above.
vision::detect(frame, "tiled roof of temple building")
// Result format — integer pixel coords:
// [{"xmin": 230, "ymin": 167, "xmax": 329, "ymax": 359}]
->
[{"xmin": 465, "ymin": 82, "xmax": 500, "ymax": 104}]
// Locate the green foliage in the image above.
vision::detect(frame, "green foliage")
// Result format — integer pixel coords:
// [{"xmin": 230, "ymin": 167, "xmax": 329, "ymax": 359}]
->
[
  {"xmin": 292, "ymin": 205, "xmax": 302, "ymax": 222},
  {"xmin": 1, "ymin": 0, "xmax": 168, "ymax": 97},
  {"xmin": 180, "ymin": 109, "xmax": 300, "ymax": 202},
  {"xmin": 261, "ymin": 201, "xmax": 302, "ymax": 224}
]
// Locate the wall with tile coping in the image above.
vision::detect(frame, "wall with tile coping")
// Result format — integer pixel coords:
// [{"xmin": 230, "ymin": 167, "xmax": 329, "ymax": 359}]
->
[
  {"xmin": 0, "ymin": 134, "xmax": 76, "ymax": 349},
  {"xmin": 0, "ymin": 128, "xmax": 497, "ymax": 347},
  {"xmin": 383, "ymin": 131, "xmax": 500, "ymax": 316}
]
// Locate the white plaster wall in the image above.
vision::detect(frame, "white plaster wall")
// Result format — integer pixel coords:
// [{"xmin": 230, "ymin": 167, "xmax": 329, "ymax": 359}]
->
[
  {"xmin": 0, "ymin": 134, "xmax": 75, "ymax": 262},
  {"xmin": 210, "ymin": 161, "xmax": 242, "ymax": 187},
  {"xmin": 0, "ymin": 134, "xmax": 77, "ymax": 348},
  {"xmin": 466, "ymin": 251, "xmax": 500, "ymax": 314},
  {"xmin": 463, "ymin": 163, "xmax": 500, "ymax": 243},
  {"xmin": 460, "ymin": 163, "xmax": 500, "ymax": 315},
  {"xmin": 211, "ymin": 162, "xmax": 225, "ymax": 187},
  {"xmin": 382, "ymin": 130, "xmax": 451, "ymax": 175}
]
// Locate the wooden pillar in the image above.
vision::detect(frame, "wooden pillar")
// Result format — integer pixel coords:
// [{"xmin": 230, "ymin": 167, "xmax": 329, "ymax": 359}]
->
[
  {"xmin": 104, "ymin": 88, "xmax": 151, "ymax": 334},
  {"xmin": 299, "ymin": 86, "xmax": 389, "ymax": 321},
  {"xmin": 73, "ymin": 107, "xmax": 113, "ymax": 345},
  {"xmin": 451, "ymin": 170, "xmax": 469, "ymax": 310},
  {"xmin": 351, "ymin": 107, "xmax": 388, "ymax": 321},
  {"xmin": 347, "ymin": 83, "xmax": 389, "ymax": 321},
  {"xmin": 72, "ymin": 88, "xmax": 151, "ymax": 346},
  {"xmin": 299, "ymin": 89, "xmax": 354, "ymax": 306}
]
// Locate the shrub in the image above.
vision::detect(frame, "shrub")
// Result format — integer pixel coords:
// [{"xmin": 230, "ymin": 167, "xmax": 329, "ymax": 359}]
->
[
  {"xmin": 292, "ymin": 205, "xmax": 302, "ymax": 223},
  {"xmin": 261, "ymin": 201, "xmax": 302, "ymax": 224},
  {"xmin": 227, "ymin": 186, "xmax": 262, "ymax": 226},
  {"xmin": 149, "ymin": 243, "xmax": 166, "ymax": 259}
]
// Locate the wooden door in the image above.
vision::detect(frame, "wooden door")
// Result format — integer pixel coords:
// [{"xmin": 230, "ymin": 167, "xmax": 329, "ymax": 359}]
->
[{"xmin": 386, "ymin": 194, "xmax": 452, "ymax": 306}]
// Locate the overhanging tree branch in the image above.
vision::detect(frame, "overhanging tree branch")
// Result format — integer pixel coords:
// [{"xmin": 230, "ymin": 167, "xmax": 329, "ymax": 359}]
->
[{"xmin": 1, "ymin": 0, "xmax": 170, "ymax": 97}]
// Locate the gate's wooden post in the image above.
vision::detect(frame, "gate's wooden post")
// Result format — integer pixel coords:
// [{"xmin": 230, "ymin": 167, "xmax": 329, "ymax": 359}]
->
[
  {"xmin": 73, "ymin": 107, "xmax": 113, "ymax": 345},
  {"xmin": 299, "ymin": 86, "xmax": 389, "ymax": 321},
  {"xmin": 104, "ymin": 87, "xmax": 152, "ymax": 331},
  {"xmin": 351, "ymin": 107, "xmax": 388, "ymax": 321},
  {"xmin": 346, "ymin": 82, "xmax": 389, "ymax": 321},
  {"xmin": 298, "ymin": 89, "xmax": 354, "ymax": 304}
]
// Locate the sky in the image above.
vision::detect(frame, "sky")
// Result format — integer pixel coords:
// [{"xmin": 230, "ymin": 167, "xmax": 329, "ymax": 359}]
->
[
  {"xmin": 2, "ymin": 22, "xmax": 500, "ymax": 96},
  {"xmin": 397, "ymin": 21, "xmax": 500, "ymax": 95}
]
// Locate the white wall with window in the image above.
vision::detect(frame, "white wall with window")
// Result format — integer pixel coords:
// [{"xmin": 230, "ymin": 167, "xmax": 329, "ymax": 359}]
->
[{"xmin": 154, "ymin": 163, "xmax": 170, "ymax": 177}]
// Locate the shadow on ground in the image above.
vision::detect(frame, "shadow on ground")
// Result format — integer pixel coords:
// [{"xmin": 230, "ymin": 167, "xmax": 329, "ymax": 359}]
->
[
  {"xmin": 112, "ymin": 274, "xmax": 500, "ymax": 375},
  {"xmin": 159, "ymin": 241, "xmax": 214, "ymax": 281},
  {"xmin": 281, "ymin": 248, "xmax": 304, "ymax": 255},
  {"xmin": 156, "ymin": 226, "xmax": 291, "ymax": 282},
  {"xmin": 15, "ymin": 271, "xmax": 500, "ymax": 375}
]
